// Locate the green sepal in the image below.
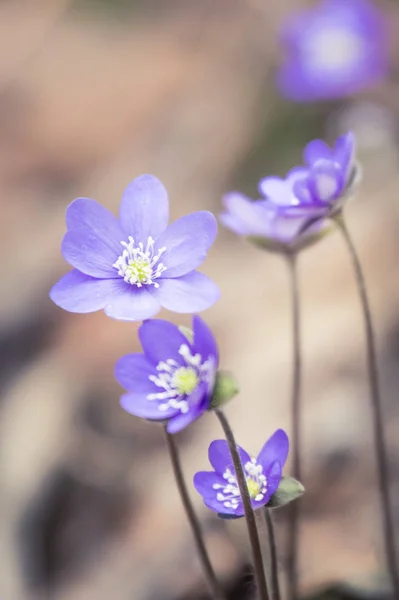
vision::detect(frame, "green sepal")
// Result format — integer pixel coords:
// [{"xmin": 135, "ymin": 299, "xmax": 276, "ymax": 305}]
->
[
  {"xmin": 266, "ymin": 476, "xmax": 305, "ymax": 508},
  {"xmin": 209, "ymin": 371, "xmax": 239, "ymax": 409}
]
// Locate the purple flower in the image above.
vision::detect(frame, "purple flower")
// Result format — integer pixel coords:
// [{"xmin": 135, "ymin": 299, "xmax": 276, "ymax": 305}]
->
[
  {"xmin": 194, "ymin": 430, "xmax": 289, "ymax": 516},
  {"xmin": 115, "ymin": 316, "xmax": 218, "ymax": 434},
  {"xmin": 277, "ymin": 0, "xmax": 388, "ymax": 102},
  {"xmin": 50, "ymin": 175, "xmax": 219, "ymax": 321},
  {"xmin": 220, "ymin": 169, "xmax": 324, "ymax": 251},
  {"xmin": 220, "ymin": 132, "xmax": 357, "ymax": 251},
  {"xmin": 263, "ymin": 131, "xmax": 357, "ymax": 212}
]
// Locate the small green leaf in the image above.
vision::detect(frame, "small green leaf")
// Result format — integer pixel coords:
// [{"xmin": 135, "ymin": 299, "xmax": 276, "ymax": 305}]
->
[
  {"xmin": 267, "ymin": 476, "xmax": 305, "ymax": 508},
  {"xmin": 209, "ymin": 371, "xmax": 239, "ymax": 409}
]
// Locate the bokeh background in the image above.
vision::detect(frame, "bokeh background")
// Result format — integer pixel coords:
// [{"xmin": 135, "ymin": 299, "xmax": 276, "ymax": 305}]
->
[{"xmin": 1, "ymin": 0, "xmax": 399, "ymax": 599}]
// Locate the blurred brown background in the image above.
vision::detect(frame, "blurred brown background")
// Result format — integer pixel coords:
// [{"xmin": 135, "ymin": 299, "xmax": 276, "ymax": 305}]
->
[{"xmin": 1, "ymin": 1, "xmax": 399, "ymax": 599}]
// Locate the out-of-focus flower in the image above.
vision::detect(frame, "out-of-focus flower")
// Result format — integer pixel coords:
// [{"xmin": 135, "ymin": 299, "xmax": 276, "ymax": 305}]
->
[
  {"xmin": 220, "ymin": 132, "xmax": 358, "ymax": 252},
  {"xmin": 277, "ymin": 0, "xmax": 388, "ymax": 102},
  {"xmin": 50, "ymin": 175, "xmax": 219, "ymax": 321},
  {"xmin": 194, "ymin": 430, "xmax": 289, "ymax": 516},
  {"xmin": 281, "ymin": 131, "xmax": 358, "ymax": 212},
  {"xmin": 115, "ymin": 316, "xmax": 218, "ymax": 434}
]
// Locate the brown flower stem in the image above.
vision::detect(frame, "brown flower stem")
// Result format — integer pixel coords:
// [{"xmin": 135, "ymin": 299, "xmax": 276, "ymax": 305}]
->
[
  {"xmin": 285, "ymin": 252, "xmax": 302, "ymax": 600},
  {"xmin": 215, "ymin": 408, "xmax": 270, "ymax": 600},
  {"xmin": 335, "ymin": 215, "xmax": 399, "ymax": 598},
  {"xmin": 258, "ymin": 508, "xmax": 282, "ymax": 600},
  {"xmin": 164, "ymin": 427, "xmax": 226, "ymax": 600}
]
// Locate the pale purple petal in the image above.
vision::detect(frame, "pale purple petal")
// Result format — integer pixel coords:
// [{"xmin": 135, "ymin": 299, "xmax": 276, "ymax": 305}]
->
[
  {"xmin": 61, "ymin": 230, "xmax": 119, "ymax": 279},
  {"xmin": 151, "ymin": 272, "xmax": 220, "ymax": 313},
  {"xmin": 271, "ymin": 212, "xmax": 310, "ymax": 243},
  {"xmin": 114, "ymin": 353, "xmax": 157, "ymax": 393},
  {"xmin": 208, "ymin": 440, "xmax": 251, "ymax": 475},
  {"xmin": 258, "ymin": 177, "xmax": 292, "ymax": 205},
  {"xmin": 138, "ymin": 319, "xmax": 189, "ymax": 366},
  {"xmin": 303, "ymin": 139, "xmax": 333, "ymax": 166},
  {"xmin": 219, "ymin": 211, "xmax": 251, "ymax": 236},
  {"xmin": 120, "ymin": 392, "xmax": 176, "ymax": 420},
  {"xmin": 166, "ymin": 404, "xmax": 204, "ymax": 434},
  {"xmin": 266, "ymin": 461, "xmax": 283, "ymax": 499},
  {"xmin": 66, "ymin": 197, "xmax": 125, "ymax": 244},
  {"xmin": 104, "ymin": 282, "xmax": 161, "ymax": 321},
  {"xmin": 165, "ymin": 382, "xmax": 209, "ymax": 433},
  {"xmin": 333, "ymin": 131, "xmax": 355, "ymax": 183},
  {"xmin": 257, "ymin": 429, "xmax": 289, "ymax": 471},
  {"xmin": 118, "ymin": 175, "xmax": 169, "ymax": 242},
  {"xmin": 307, "ymin": 161, "xmax": 344, "ymax": 202},
  {"xmin": 50, "ymin": 269, "xmax": 119, "ymax": 313},
  {"xmin": 193, "ymin": 471, "xmax": 227, "ymax": 499},
  {"xmin": 220, "ymin": 193, "xmax": 274, "ymax": 237},
  {"xmin": 192, "ymin": 315, "xmax": 219, "ymax": 364},
  {"xmin": 204, "ymin": 496, "xmax": 237, "ymax": 515},
  {"xmin": 154, "ymin": 212, "xmax": 217, "ymax": 278},
  {"xmin": 286, "ymin": 166, "xmax": 310, "ymax": 188}
]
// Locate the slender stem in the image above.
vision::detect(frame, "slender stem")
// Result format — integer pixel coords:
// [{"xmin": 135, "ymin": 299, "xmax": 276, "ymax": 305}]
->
[
  {"xmin": 164, "ymin": 427, "xmax": 226, "ymax": 600},
  {"xmin": 259, "ymin": 509, "xmax": 282, "ymax": 600},
  {"xmin": 286, "ymin": 252, "xmax": 301, "ymax": 600},
  {"xmin": 215, "ymin": 408, "xmax": 270, "ymax": 600},
  {"xmin": 335, "ymin": 216, "xmax": 399, "ymax": 598}
]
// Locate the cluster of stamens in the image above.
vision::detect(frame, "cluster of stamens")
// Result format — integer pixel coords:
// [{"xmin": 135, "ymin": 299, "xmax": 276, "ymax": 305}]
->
[
  {"xmin": 212, "ymin": 459, "xmax": 268, "ymax": 510},
  {"xmin": 113, "ymin": 236, "xmax": 167, "ymax": 287},
  {"xmin": 147, "ymin": 344, "xmax": 214, "ymax": 413}
]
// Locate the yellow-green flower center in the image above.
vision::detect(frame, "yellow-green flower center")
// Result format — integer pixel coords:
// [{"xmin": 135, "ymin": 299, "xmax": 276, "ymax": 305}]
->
[
  {"xmin": 172, "ymin": 366, "xmax": 199, "ymax": 395},
  {"xmin": 113, "ymin": 236, "xmax": 167, "ymax": 287},
  {"xmin": 126, "ymin": 258, "xmax": 152, "ymax": 284},
  {"xmin": 247, "ymin": 478, "xmax": 262, "ymax": 499}
]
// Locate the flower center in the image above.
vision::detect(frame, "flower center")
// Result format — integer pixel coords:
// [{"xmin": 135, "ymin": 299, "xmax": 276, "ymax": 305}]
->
[
  {"xmin": 303, "ymin": 27, "xmax": 364, "ymax": 74},
  {"xmin": 113, "ymin": 236, "xmax": 167, "ymax": 287},
  {"xmin": 172, "ymin": 367, "xmax": 199, "ymax": 395},
  {"xmin": 146, "ymin": 343, "xmax": 215, "ymax": 414},
  {"xmin": 247, "ymin": 478, "xmax": 262, "ymax": 499},
  {"xmin": 213, "ymin": 458, "xmax": 268, "ymax": 510}
]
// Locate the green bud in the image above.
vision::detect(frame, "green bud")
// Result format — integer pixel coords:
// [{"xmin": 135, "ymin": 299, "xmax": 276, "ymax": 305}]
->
[
  {"xmin": 267, "ymin": 476, "xmax": 305, "ymax": 508},
  {"xmin": 209, "ymin": 371, "xmax": 239, "ymax": 409}
]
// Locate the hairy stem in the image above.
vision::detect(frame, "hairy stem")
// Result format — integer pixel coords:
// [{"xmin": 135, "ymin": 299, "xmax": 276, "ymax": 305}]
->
[
  {"xmin": 215, "ymin": 408, "xmax": 269, "ymax": 600},
  {"xmin": 164, "ymin": 428, "xmax": 226, "ymax": 600},
  {"xmin": 286, "ymin": 252, "xmax": 302, "ymax": 600},
  {"xmin": 335, "ymin": 215, "xmax": 399, "ymax": 597}
]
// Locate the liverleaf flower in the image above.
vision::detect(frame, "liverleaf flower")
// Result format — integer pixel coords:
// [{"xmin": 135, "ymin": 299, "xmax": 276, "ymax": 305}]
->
[
  {"xmin": 194, "ymin": 429, "xmax": 289, "ymax": 517},
  {"xmin": 220, "ymin": 132, "xmax": 359, "ymax": 252},
  {"xmin": 277, "ymin": 0, "xmax": 388, "ymax": 102},
  {"xmin": 115, "ymin": 316, "xmax": 219, "ymax": 434},
  {"xmin": 50, "ymin": 175, "xmax": 219, "ymax": 321},
  {"xmin": 265, "ymin": 131, "xmax": 359, "ymax": 216}
]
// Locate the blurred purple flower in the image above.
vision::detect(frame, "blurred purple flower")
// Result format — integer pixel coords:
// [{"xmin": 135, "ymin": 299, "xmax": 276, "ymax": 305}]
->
[
  {"xmin": 220, "ymin": 132, "xmax": 358, "ymax": 251},
  {"xmin": 194, "ymin": 430, "xmax": 289, "ymax": 516},
  {"xmin": 50, "ymin": 175, "xmax": 219, "ymax": 321},
  {"xmin": 268, "ymin": 131, "xmax": 357, "ymax": 211},
  {"xmin": 115, "ymin": 316, "xmax": 218, "ymax": 434},
  {"xmin": 277, "ymin": 0, "xmax": 388, "ymax": 102}
]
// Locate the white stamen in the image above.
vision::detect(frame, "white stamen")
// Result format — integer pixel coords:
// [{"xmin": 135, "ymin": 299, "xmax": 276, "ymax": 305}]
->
[
  {"xmin": 113, "ymin": 236, "xmax": 167, "ymax": 286},
  {"xmin": 215, "ymin": 458, "xmax": 268, "ymax": 509},
  {"xmin": 146, "ymin": 343, "xmax": 216, "ymax": 415}
]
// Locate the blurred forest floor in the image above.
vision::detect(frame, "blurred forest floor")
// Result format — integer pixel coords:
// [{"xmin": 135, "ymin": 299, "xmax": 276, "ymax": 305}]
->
[{"xmin": 1, "ymin": 1, "xmax": 399, "ymax": 599}]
